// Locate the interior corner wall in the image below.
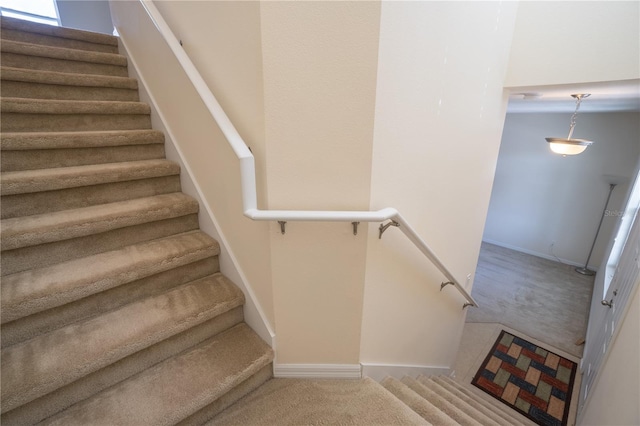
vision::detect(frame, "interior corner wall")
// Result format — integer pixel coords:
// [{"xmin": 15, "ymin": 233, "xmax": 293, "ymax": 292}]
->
[
  {"xmin": 483, "ymin": 112, "xmax": 640, "ymax": 269},
  {"xmin": 505, "ymin": 1, "xmax": 640, "ymax": 87},
  {"xmin": 360, "ymin": 1, "xmax": 518, "ymax": 367},
  {"xmin": 56, "ymin": 1, "xmax": 113, "ymax": 34},
  {"xmin": 260, "ymin": 1, "xmax": 380, "ymax": 364}
]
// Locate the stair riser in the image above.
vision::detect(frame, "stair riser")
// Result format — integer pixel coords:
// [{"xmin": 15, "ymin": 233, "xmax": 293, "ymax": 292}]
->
[
  {"xmin": 2, "ymin": 176, "xmax": 181, "ymax": 219},
  {"xmin": 422, "ymin": 379, "xmax": 499, "ymax": 426},
  {"xmin": 2, "ymin": 276, "xmax": 246, "ymax": 413},
  {"xmin": 1, "ymin": 28, "xmax": 119, "ymax": 54},
  {"xmin": 2, "ymin": 231, "xmax": 220, "ymax": 324},
  {"xmin": 1, "ymin": 144, "xmax": 166, "ymax": 172},
  {"xmin": 2, "ymin": 257, "xmax": 220, "ymax": 348},
  {"xmin": 1, "ymin": 193, "xmax": 198, "ymax": 252},
  {"xmin": 178, "ymin": 364, "xmax": 274, "ymax": 426},
  {"xmin": 437, "ymin": 377, "xmax": 527, "ymax": 426},
  {"xmin": 1, "ymin": 52, "xmax": 128, "ymax": 77},
  {"xmin": 403, "ymin": 377, "xmax": 481, "ymax": 426},
  {"xmin": 1, "ymin": 307, "xmax": 244, "ymax": 425},
  {"xmin": 432, "ymin": 378, "xmax": 514, "ymax": 426},
  {"xmin": 1, "ymin": 112, "xmax": 151, "ymax": 132},
  {"xmin": 1, "ymin": 214, "xmax": 199, "ymax": 276},
  {"xmin": 1, "ymin": 160, "xmax": 179, "ymax": 196},
  {"xmin": 2, "ymin": 80, "xmax": 139, "ymax": 101},
  {"xmin": 0, "ymin": 130, "xmax": 165, "ymax": 150}
]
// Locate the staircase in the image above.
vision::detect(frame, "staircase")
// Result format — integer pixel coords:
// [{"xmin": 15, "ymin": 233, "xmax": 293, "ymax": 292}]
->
[
  {"xmin": 209, "ymin": 375, "xmax": 532, "ymax": 425},
  {"xmin": 0, "ymin": 16, "xmax": 273, "ymax": 425},
  {"xmin": 381, "ymin": 375, "xmax": 532, "ymax": 426},
  {"xmin": 1, "ymin": 16, "xmax": 537, "ymax": 426}
]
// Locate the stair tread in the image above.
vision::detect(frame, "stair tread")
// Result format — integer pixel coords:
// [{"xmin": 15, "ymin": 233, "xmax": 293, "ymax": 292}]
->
[
  {"xmin": 1, "ymin": 39, "xmax": 127, "ymax": 66},
  {"xmin": 438, "ymin": 376, "xmax": 532, "ymax": 425},
  {"xmin": 1, "ymin": 16, "xmax": 118, "ymax": 47},
  {"xmin": 1, "ymin": 230, "xmax": 219, "ymax": 323},
  {"xmin": 1, "ymin": 159, "xmax": 180, "ymax": 196},
  {"xmin": 41, "ymin": 323, "xmax": 273, "ymax": 426},
  {"xmin": 1, "ymin": 97, "xmax": 150, "ymax": 115},
  {"xmin": 1, "ymin": 273, "xmax": 246, "ymax": 413},
  {"xmin": 432, "ymin": 376, "xmax": 519, "ymax": 426},
  {"xmin": 1, "ymin": 192, "xmax": 198, "ymax": 251},
  {"xmin": 419, "ymin": 377, "xmax": 501, "ymax": 426},
  {"xmin": 0, "ymin": 66, "xmax": 137, "ymax": 89},
  {"xmin": 382, "ymin": 376, "xmax": 456, "ymax": 425},
  {"xmin": 402, "ymin": 376, "xmax": 483, "ymax": 426},
  {"xmin": 1, "ymin": 130, "xmax": 164, "ymax": 150}
]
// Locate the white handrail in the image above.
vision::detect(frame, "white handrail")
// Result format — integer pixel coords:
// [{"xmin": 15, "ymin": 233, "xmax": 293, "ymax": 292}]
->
[{"xmin": 140, "ymin": 0, "xmax": 477, "ymax": 308}]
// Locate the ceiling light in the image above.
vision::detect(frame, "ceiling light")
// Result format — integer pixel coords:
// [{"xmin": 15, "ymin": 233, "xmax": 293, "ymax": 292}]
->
[{"xmin": 545, "ymin": 94, "xmax": 593, "ymax": 156}]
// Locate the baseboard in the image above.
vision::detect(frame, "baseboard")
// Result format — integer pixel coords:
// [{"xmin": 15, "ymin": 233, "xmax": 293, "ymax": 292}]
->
[
  {"xmin": 361, "ymin": 363, "xmax": 450, "ymax": 382},
  {"xmin": 117, "ymin": 36, "xmax": 276, "ymax": 348},
  {"xmin": 274, "ymin": 364, "xmax": 362, "ymax": 379},
  {"xmin": 482, "ymin": 239, "xmax": 597, "ymax": 271}
]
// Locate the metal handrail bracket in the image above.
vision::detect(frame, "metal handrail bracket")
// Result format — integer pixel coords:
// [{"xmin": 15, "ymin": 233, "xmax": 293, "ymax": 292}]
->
[{"xmin": 138, "ymin": 0, "xmax": 478, "ymax": 309}]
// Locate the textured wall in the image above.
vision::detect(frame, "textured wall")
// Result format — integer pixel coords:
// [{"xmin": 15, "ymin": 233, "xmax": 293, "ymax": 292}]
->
[
  {"xmin": 506, "ymin": 1, "xmax": 639, "ymax": 87},
  {"xmin": 260, "ymin": 1, "xmax": 381, "ymax": 364},
  {"xmin": 360, "ymin": 1, "xmax": 519, "ymax": 367}
]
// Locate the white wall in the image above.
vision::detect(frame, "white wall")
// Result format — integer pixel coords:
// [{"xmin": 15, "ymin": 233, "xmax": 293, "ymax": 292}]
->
[
  {"xmin": 506, "ymin": 1, "xmax": 639, "ymax": 87},
  {"xmin": 56, "ymin": 1, "xmax": 113, "ymax": 34},
  {"xmin": 483, "ymin": 112, "xmax": 640, "ymax": 269},
  {"xmin": 579, "ymin": 282, "xmax": 640, "ymax": 425},
  {"xmin": 360, "ymin": 1, "xmax": 518, "ymax": 367},
  {"xmin": 260, "ymin": 1, "xmax": 380, "ymax": 364}
]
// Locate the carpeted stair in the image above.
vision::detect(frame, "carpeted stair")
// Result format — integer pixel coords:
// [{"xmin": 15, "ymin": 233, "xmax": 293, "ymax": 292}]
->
[
  {"xmin": 2, "ymin": 16, "xmax": 537, "ymax": 426},
  {"xmin": 0, "ymin": 16, "xmax": 273, "ymax": 425},
  {"xmin": 381, "ymin": 375, "xmax": 533, "ymax": 426},
  {"xmin": 206, "ymin": 374, "xmax": 533, "ymax": 425}
]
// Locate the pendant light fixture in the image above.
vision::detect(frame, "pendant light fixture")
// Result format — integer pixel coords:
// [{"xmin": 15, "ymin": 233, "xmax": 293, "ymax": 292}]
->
[{"xmin": 545, "ymin": 94, "xmax": 593, "ymax": 156}]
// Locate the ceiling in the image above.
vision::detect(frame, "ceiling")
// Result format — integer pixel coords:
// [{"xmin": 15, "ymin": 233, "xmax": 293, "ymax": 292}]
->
[{"xmin": 506, "ymin": 79, "xmax": 640, "ymax": 113}]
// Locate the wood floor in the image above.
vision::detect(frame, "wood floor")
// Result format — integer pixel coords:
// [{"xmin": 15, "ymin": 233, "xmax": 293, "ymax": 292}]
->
[{"xmin": 466, "ymin": 242, "xmax": 595, "ymax": 357}]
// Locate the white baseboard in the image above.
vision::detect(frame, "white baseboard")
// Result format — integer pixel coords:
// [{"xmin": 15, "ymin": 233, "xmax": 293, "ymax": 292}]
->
[
  {"xmin": 482, "ymin": 238, "xmax": 597, "ymax": 270},
  {"xmin": 274, "ymin": 364, "xmax": 362, "ymax": 379},
  {"xmin": 361, "ymin": 363, "xmax": 450, "ymax": 382}
]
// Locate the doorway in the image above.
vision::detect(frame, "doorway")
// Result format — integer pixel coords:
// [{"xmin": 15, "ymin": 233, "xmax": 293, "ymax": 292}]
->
[{"xmin": 467, "ymin": 100, "xmax": 639, "ymax": 358}]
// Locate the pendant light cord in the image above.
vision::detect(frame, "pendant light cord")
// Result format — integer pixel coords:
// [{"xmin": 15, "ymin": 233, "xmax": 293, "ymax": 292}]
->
[{"xmin": 567, "ymin": 95, "xmax": 584, "ymax": 139}]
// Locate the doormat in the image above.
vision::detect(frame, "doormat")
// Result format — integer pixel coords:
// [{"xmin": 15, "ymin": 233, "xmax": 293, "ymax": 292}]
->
[{"xmin": 471, "ymin": 330, "xmax": 577, "ymax": 426}]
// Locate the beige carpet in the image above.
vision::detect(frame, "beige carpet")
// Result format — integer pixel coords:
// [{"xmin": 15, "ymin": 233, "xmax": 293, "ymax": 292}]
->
[
  {"xmin": 208, "ymin": 377, "xmax": 428, "ymax": 425},
  {"xmin": 1, "ymin": 15, "xmax": 274, "ymax": 424}
]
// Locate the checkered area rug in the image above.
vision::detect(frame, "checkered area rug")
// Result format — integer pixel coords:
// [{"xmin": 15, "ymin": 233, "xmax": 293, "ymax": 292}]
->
[{"xmin": 471, "ymin": 330, "xmax": 577, "ymax": 426}]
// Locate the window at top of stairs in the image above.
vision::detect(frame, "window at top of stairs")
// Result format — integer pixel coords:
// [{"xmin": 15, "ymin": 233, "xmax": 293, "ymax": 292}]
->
[{"xmin": 0, "ymin": 0, "xmax": 59, "ymax": 26}]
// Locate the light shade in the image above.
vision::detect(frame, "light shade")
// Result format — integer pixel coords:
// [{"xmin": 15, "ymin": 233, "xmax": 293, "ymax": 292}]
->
[
  {"xmin": 546, "ymin": 137, "xmax": 593, "ymax": 156},
  {"xmin": 545, "ymin": 94, "xmax": 594, "ymax": 156}
]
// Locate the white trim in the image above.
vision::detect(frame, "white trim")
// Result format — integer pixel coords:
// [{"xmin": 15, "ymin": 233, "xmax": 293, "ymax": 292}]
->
[
  {"xmin": 361, "ymin": 363, "xmax": 450, "ymax": 382},
  {"xmin": 274, "ymin": 364, "xmax": 362, "ymax": 379},
  {"xmin": 482, "ymin": 238, "xmax": 596, "ymax": 270},
  {"xmin": 116, "ymin": 35, "xmax": 275, "ymax": 349}
]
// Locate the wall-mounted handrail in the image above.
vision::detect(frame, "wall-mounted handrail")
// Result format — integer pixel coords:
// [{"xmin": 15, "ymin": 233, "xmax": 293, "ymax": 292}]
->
[{"xmin": 139, "ymin": 0, "xmax": 478, "ymax": 309}]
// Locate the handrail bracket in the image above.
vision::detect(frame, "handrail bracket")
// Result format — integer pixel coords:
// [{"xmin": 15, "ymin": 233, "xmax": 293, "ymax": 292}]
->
[
  {"xmin": 352, "ymin": 222, "xmax": 360, "ymax": 236},
  {"xmin": 440, "ymin": 281, "xmax": 454, "ymax": 291},
  {"xmin": 278, "ymin": 221, "xmax": 287, "ymax": 235},
  {"xmin": 463, "ymin": 302, "xmax": 474, "ymax": 309},
  {"xmin": 379, "ymin": 220, "xmax": 400, "ymax": 239}
]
